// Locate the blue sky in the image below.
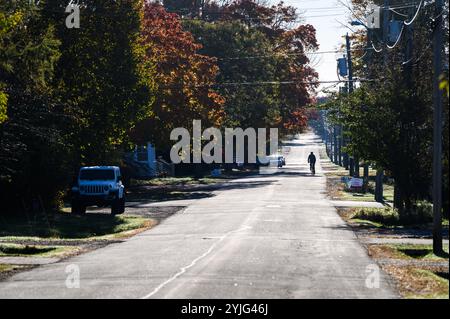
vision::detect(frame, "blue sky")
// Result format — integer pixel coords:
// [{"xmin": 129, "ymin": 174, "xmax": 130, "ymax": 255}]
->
[{"xmin": 270, "ymin": 0, "xmax": 354, "ymax": 94}]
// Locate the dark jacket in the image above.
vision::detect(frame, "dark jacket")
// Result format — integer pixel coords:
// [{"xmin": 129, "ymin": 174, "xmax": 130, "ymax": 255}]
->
[{"xmin": 308, "ymin": 154, "xmax": 316, "ymax": 164}]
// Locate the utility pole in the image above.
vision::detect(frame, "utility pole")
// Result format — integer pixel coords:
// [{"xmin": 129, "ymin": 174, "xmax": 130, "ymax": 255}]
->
[
  {"xmin": 345, "ymin": 33, "xmax": 355, "ymax": 176},
  {"xmin": 325, "ymin": 115, "xmax": 330, "ymax": 157},
  {"xmin": 330, "ymin": 125, "xmax": 335, "ymax": 162},
  {"xmin": 374, "ymin": 1, "xmax": 391, "ymax": 202},
  {"xmin": 432, "ymin": 0, "xmax": 444, "ymax": 255},
  {"xmin": 333, "ymin": 125, "xmax": 338, "ymax": 164},
  {"xmin": 341, "ymin": 84, "xmax": 349, "ymax": 170},
  {"xmin": 383, "ymin": 0, "xmax": 389, "ymax": 65},
  {"xmin": 338, "ymin": 125, "xmax": 342, "ymax": 166}
]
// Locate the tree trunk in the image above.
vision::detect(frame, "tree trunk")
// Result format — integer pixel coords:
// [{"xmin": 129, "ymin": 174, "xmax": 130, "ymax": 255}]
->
[
  {"xmin": 349, "ymin": 158, "xmax": 354, "ymax": 176},
  {"xmin": 375, "ymin": 169, "xmax": 384, "ymax": 202},
  {"xmin": 363, "ymin": 163, "xmax": 369, "ymax": 179},
  {"xmin": 354, "ymin": 157, "xmax": 360, "ymax": 177},
  {"xmin": 394, "ymin": 181, "xmax": 404, "ymax": 212}
]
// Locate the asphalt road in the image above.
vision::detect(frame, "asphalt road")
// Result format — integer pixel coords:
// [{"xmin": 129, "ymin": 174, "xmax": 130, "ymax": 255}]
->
[{"xmin": 0, "ymin": 133, "xmax": 399, "ymax": 299}]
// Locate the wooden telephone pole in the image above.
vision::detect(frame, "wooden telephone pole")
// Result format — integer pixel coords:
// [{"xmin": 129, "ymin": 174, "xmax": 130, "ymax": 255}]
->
[
  {"xmin": 345, "ymin": 33, "xmax": 355, "ymax": 177},
  {"xmin": 432, "ymin": 0, "xmax": 444, "ymax": 255}
]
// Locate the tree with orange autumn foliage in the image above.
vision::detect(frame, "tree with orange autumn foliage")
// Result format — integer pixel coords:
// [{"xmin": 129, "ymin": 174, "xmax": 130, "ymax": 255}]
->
[
  {"xmin": 131, "ymin": 3, "xmax": 225, "ymax": 150},
  {"xmin": 178, "ymin": 0, "xmax": 319, "ymax": 135}
]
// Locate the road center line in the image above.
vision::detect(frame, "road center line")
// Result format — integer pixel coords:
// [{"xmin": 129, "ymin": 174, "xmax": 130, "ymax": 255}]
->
[{"xmin": 141, "ymin": 225, "xmax": 251, "ymax": 299}]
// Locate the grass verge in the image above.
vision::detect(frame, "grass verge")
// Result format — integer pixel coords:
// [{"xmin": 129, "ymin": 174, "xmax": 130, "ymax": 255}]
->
[
  {"xmin": 384, "ymin": 266, "xmax": 449, "ymax": 299},
  {"xmin": 0, "ymin": 213, "xmax": 155, "ymax": 240},
  {"xmin": 0, "ymin": 212, "xmax": 156, "ymax": 280},
  {"xmin": 322, "ymin": 150, "xmax": 394, "ymax": 203},
  {"xmin": 0, "ymin": 243, "xmax": 79, "ymax": 258},
  {"xmin": 368, "ymin": 244, "xmax": 449, "ymax": 261},
  {"xmin": 326, "ymin": 174, "xmax": 394, "ymax": 203},
  {"xmin": 368, "ymin": 244, "xmax": 449, "ymax": 299},
  {"xmin": 349, "ymin": 207, "xmax": 400, "ymax": 226},
  {"xmin": 0, "ymin": 264, "xmax": 33, "ymax": 277},
  {"xmin": 339, "ymin": 207, "xmax": 448, "ymax": 229},
  {"xmin": 130, "ymin": 176, "xmax": 223, "ymax": 187}
]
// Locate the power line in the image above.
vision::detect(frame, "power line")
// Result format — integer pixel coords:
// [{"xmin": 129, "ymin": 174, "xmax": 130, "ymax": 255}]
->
[
  {"xmin": 160, "ymin": 79, "xmax": 377, "ymax": 89},
  {"xmin": 218, "ymin": 48, "xmax": 375, "ymax": 61},
  {"xmin": 179, "ymin": 14, "xmax": 346, "ymax": 22},
  {"xmin": 386, "ymin": 24, "xmax": 405, "ymax": 49},
  {"xmin": 389, "ymin": 8, "xmax": 409, "ymax": 18},
  {"xmin": 366, "ymin": 0, "xmax": 432, "ymax": 52},
  {"xmin": 34, "ymin": 5, "xmax": 350, "ymax": 22},
  {"xmin": 371, "ymin": 41, "xmax": 383, "ymax": 53},
  {"xmin": 404, "ymin": 0, "xmax": 424, "ymax": 26}
]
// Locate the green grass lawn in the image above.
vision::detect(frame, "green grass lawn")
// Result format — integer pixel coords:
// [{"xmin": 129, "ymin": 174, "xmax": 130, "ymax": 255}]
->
[
  {"xmin": 368, "ymin": 244, "xmax": 449, "ymax": 299},
  {"xmin": 0, "ymin": 264, "xmax": 14, "ymax": 272},
  {"xmin": 405, "ymin": 269, "xmax": 449, "ymax": 299},
  {"xmin": 131, "ymin": 176, "xmax": 223, "ymax": 187},
  {"xmin": 0, "ymin": 212, "xmax": 152, "ymax": 240},
  {"xmin": 0, "ymin": 264, "xmax": 21, "ymax": 274},
  {"xmin": 0, "ymin": 243, "xmax": 78, "ymax": 258},
  {"xmin": 0, "ymin": 213, "xmax": 154, "ymax": 267},
  {"xmin": 336, "ymin": 180, "xmax": 394, "ymax": 203},
  {"xmin": 129, "ymin": 170, "xmax": 259, "ymax": 188},
  {"xmin": 349, "ymin": 207, "xmax": 400, "ymax": 226},
  {"xmin": 390, "ymin": 244, "xmax": 449, "ymax": 260},
  {"xmin": 346, "ymin": 206, "xmax": 447, "ymax": 229},
  {"xmin": 0, "ymin": 264, "xmax": 32, "ymax": 279},
  {"xmin": 349, "ymin": 218, "xmax": 386, "ymax": 228},
  {"xmin": 322, "ymin": 146, "xmax": 395, "ymax": 204},
  {"xmin": 338, "ymin": 191, "xmax": 377, "ymax": 202}
]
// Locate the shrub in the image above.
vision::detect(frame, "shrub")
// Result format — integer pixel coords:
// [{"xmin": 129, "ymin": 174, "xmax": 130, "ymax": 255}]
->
[
  {"xmin": 408, "ymin": 201, "xmax": 433, "ymax": 224},
  {"xmin": 351, "ymin": 207, "xmax": 400, "ymax": 225}
]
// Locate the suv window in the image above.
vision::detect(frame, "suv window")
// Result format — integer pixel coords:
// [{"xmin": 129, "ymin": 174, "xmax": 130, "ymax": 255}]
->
[{"xmin": 80, "ymin": 169, "xmax": 115, "ymax": 181}]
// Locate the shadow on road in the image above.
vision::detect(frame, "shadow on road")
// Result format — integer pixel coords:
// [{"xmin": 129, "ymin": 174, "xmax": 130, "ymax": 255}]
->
[
  {"xmin": 261, "ymin": 171, "xmax": 321, "ymax": 178},
  {"xmin": 127, "ymin": 180, "xmax": 276, "ymax": 203}
]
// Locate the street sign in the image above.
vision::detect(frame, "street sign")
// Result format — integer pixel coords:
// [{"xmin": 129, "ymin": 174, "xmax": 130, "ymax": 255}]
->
[
  {"xmin": 366, "ymin": 4, "xmax": 381, "ymax": 29},
  {"xmin": 337, "ymin": 58, "xmax": 348, "ymax": 77},
  {"xmin": 349, "ymin": 178, "xmax": 364, "ymax": 188}
]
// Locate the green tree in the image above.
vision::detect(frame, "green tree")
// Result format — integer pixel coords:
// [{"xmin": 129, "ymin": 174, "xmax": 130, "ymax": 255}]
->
[
  {"xmin": 184, "ymin": 0, "xmax": 318, "ymax": 134},
  {"xmin": 186, "ymin": 20, "xmax": 280, "ymax": 129},
  {"xmin": 0, "ymin": 1, "xmax": 66, "ymax": 212},
  {"xmin": 43, "ymin": 0, "xmax": 155, "ymax": 166},
  {"xmin": 324, "ymin": 0, "xmax": 449, "ymax": 218},
  {"xmin": 164, "ymin": 0, "xmax": 203, "ymax": 15}
]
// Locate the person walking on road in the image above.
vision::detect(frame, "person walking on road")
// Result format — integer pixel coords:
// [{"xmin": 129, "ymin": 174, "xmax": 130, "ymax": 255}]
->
[{"xmin": 308, "ymin": 152, "xmax": 316, "ymax": 175}]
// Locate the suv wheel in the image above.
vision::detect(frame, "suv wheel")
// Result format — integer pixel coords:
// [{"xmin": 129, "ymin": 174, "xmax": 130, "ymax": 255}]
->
[
  {"xmin": 111, "ymin": 197, "xmax": 125, "ymax": 215},
  {"xmin": 119, "ymin": 196, "xmax": 125, "ymax": 214},
  {"xmin": 111, "ymin": 199, "xmax": 120, "ymax": 215}
]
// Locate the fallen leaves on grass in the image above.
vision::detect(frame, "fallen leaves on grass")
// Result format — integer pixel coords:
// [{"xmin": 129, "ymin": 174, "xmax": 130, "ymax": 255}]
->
[
  {"xmin": 0, "ymin": 264, "xmax": 35, "ymax": 281},
  {"xmin": 110, "ymin": 219, "xmax": 158, "ymax": 239},
  {"xmin": 383, "ymin": 265, "xmax": 449, "ymax": 299},
  {"xmin": 326, "ymin": 177, "xmax": 343, "ymax": 200},
  {"xmin": 336, "ymin": 207, "xmax": 356, "ymax": 221},
  {"xmin": 368, "ymin": 245, "xmax": 406, "ymax": 260}
]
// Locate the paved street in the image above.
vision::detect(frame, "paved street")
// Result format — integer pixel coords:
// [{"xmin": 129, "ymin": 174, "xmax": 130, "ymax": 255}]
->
[{"xmin": 0, "ymin": 133, "xmax": 399, "ymax": 299}]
